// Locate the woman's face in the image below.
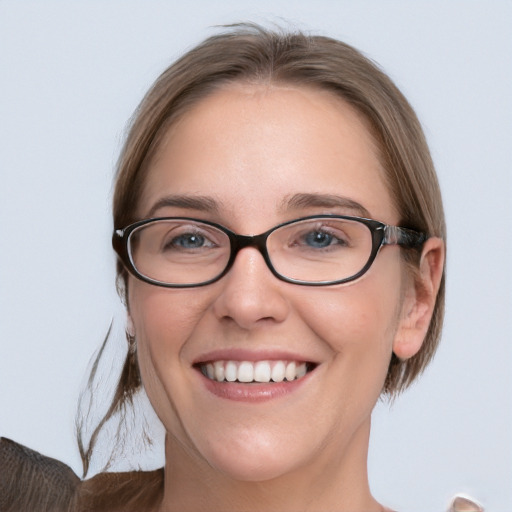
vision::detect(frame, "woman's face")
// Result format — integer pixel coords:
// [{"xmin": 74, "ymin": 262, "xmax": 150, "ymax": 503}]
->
[{"xmin": 128, "ymin": 84, "xmax": 414, "ymax": 481}]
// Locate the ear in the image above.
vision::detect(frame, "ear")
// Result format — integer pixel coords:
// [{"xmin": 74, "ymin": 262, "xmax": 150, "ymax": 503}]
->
[{"xmin": 393, "ymin": 237, "xmax": 445, "ymax": 360}]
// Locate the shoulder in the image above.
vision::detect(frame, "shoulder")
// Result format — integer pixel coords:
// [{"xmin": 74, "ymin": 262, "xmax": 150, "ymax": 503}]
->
[
  {"xmin": 78, "ymin": 469, "xmax": 164, "ymax": 512},
  {"xmin": 382, "ymin": 495, "xmax": 484, "ymax": 512},
  {"xmin": 448, "ymin": 494, "xmax": 484, "ymax": 512},
  {"xmin": 0, "ymin": 436, "xmax": 79, "ymax": 511},
  {"xmin": 0, "ymin": 437, "xmax": 164, "ymax": 512}
]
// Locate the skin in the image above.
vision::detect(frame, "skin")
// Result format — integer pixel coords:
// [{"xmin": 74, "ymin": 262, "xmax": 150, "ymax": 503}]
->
[{"xmin": 127, "ymin": 83, "xmax": 444, "ymax": 512}]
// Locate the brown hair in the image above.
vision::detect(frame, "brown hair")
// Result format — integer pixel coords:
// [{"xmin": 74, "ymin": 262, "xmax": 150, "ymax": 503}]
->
[{"xmin": 80, "ymin": 23, "xmax": 445, "ymax": 486}]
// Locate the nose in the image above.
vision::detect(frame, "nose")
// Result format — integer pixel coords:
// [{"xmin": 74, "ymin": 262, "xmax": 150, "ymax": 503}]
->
[{"xmin": 211, "ymin": 247, "xmax": 290, "ymax": 330}]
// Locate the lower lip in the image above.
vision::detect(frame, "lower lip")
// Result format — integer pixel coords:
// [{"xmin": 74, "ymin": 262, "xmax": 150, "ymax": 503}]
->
[{"xmin": 198, "ymin": 371, "xmax": 312, "ymax": 403}]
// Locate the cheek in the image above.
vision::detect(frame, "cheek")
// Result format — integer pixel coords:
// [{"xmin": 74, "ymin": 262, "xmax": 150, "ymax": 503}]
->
[
  {"xmin": 128, "ymin": 282, "xmax": 212, "ymax": 349},
  {"xmin": 301, "ymin": 284, "xmax": 400, "ymax": 346},
  {"xmin": 127, "ymin": 282, "xmax": 216, "ymax": 425},
  {"xmin": 294, "ymin": 262, "xmax": 404, "ymax": 379},
  {"xmin": 127, "ymin": 281, "xmax": 215, "ymax": 403}
]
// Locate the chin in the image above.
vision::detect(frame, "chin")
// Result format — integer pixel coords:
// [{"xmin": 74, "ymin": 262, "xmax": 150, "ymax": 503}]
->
[
  {"xmin": 209, "ymin": 452, "xmax": 302, "ymax": 483},
  {"xmin": 195, "ymin": 430, "xmax": 310, "ymax": 483}
]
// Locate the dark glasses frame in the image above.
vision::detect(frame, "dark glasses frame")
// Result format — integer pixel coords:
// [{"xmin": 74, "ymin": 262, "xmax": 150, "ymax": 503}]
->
[{"xmin": 112, "ymin": 215, "xmax": 426, "ymax": 288}]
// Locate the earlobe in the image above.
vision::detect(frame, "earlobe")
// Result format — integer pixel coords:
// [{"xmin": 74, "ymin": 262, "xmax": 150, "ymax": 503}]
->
[
  {"xmin": 126, "ymin": 314, "xmax": 136, "ymax": 338},
  {"xmin": 393, "ymin": 237, "xmax": 445, "ymax": 360}
]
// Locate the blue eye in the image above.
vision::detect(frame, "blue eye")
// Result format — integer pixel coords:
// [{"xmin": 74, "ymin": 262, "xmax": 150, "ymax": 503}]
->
[
  {"xmin": 304, "ymin": 231, "xmax": 336, "ymax": 248},
  {"xmin": 169, "ymin": 233, "xmax": 208, "ymax": 249}
]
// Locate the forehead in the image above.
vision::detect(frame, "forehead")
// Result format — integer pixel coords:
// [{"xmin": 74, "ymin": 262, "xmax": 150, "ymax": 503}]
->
[{"xmin": 139, "ymin": 83, "xmax": 397, "ymax": 226}]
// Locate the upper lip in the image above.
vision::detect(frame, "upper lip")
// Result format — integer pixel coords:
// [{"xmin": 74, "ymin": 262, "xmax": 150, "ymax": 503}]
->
[{"xmin": 192, "ymin": 348, "xmax": 320, "ymax": 365}]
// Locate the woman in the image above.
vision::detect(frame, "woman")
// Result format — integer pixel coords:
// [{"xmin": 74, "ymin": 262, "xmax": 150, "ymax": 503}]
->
[{"xmin": 1, "ymin": 24, "xmax": 482, "ymax": 512}]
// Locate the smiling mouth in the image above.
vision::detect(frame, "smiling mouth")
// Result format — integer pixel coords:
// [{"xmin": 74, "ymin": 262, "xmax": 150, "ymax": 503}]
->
[{"xmin": 196, "ymin": 360, "xmax": 316, "ymax": 383}]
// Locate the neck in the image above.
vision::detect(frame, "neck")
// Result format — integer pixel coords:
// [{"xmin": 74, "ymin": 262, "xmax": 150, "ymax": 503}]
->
[{"xmin": 158, "ymin": 418, "xmax": 383, "ymax": 512}]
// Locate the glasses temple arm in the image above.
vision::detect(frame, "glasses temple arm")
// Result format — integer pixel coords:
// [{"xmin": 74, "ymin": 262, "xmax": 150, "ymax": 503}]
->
[{"xmin": 383, "ymin": 225, "xmax": 427, "ymax": 248}]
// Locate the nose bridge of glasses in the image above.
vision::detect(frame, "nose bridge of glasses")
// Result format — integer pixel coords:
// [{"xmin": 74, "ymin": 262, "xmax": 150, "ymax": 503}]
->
[{"xmin": 230, "ymin": 232, "xmax": 270, "ymax": 260}]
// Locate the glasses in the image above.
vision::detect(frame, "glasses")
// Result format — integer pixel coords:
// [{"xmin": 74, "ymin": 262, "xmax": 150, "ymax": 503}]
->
[{"xmin": 112, "ymin": 215, "xmax": 426, "ymax": 288}]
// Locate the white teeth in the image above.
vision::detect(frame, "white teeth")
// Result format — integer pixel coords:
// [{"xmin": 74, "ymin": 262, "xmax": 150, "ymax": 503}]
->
[
  {"xmin": 201, "ymin": 360, "xmax": 311, "ymax": 383},
  {"xmin": 238, "ymin": 361, "xmax": 254, "ymax": 383},
  {"xmin": 285, "ymin": 362, "xmax": 296, "ymax": 381},
  {"xmin": 214, "ymin": 361, "xmax": 225, "ymax": 381},
  {"xmin": 254, "ymin": 361, "xmax": 271, "ymax": 382},
  {"xmin": 225, "ymin": 361, "xmax": 237, "ymax": 382},
  {"xmin": 271, "ymin": 361, "xmax": 286, "ymax": 382}
]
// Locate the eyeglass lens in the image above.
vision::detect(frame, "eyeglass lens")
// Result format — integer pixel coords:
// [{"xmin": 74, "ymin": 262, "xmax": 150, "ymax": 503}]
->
[{"xmin": 128, "ymin": 218, "xmax": 374, "ymax": 286}]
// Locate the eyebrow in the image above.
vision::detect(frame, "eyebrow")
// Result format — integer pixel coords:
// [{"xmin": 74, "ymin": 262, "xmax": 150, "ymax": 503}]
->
[
  {"xmin": 146, "ymin": 192, "xmax": 371, "ymax": 219},
  {"xmin": 147, "ymin": 195, "xmax": 220, "ymax": 217},
  {"xmin": 282, "ymin": 193, "xmax": 371, "ymax": 218}
]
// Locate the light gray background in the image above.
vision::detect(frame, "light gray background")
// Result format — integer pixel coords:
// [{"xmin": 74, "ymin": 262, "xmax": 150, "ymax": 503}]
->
[{"xmin": 1, "ymin": 2, "xmax": 511, "ymax": 511}]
